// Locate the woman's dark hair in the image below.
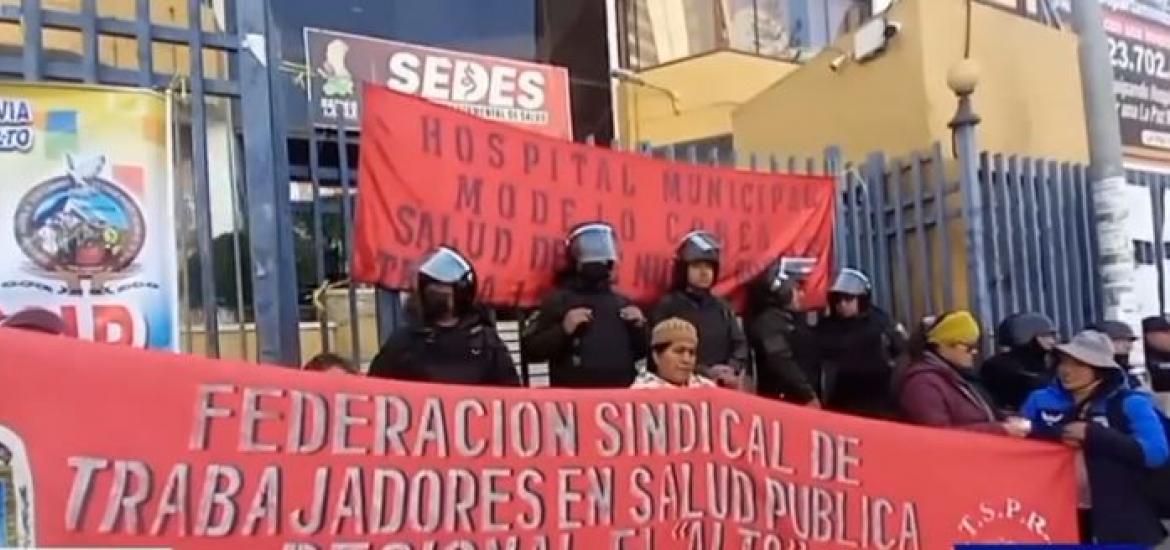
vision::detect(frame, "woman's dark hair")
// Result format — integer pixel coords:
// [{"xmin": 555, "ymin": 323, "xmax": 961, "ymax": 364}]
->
[
  {"xmin": 646, "ymin": 342, "xmax": 672, "ymax": 373},
  {"xmin": 303, "ymin": 352, "xmax": 358, "ymax": 374},
  {"xmin": 901, "ymin": 314, "xmax": 949, "ymax": 366}
]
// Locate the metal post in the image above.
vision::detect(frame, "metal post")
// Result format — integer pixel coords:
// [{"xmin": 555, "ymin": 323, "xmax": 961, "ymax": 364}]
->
[
  {"xmin": 947, "ymin": 60, "xmax": 994, "ymax": 335},
  {"xmin": 235, "ymin": 0, "xmax": 301, "ymax": 365},
  {"xmin": 1071, "ymin": 0, "xmax": 1136, "ymax": 324}
]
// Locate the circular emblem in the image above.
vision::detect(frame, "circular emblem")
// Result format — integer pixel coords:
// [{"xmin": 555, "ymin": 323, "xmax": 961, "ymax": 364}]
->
[
  {"xmin": 13, "ymin": 172, "xmax": 145, "ymax": 276},
  {"xmin": 957, "ymin": 499, "xmax": 1054, "ymax": 544}
]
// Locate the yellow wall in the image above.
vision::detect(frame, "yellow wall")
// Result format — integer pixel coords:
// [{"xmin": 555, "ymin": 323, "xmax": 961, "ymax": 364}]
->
[
  {"xmin": 616, "ymin": 50, "xmax": 798, "ymax": 146},
  {"xmin": 732, "ymin": 0, "xmax": 1089, "ymax": 164},
  {"xmin": 918, "ymin": 0, "xmax": 1089, "ymax": 162}
]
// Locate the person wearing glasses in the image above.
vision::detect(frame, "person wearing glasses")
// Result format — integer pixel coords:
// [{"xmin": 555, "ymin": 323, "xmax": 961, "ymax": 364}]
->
[{"xmin": 892, "ymin": 310, "xmax": 1030, "ymax": 436}]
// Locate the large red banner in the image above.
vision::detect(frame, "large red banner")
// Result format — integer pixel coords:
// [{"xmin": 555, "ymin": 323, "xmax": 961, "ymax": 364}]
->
[
  {"xmin": 0, "ymin": 330, "xmax": 1079, "ymax": 548},
  {"xmin": 352, "ymin": 84, "xmax": 837, "ymax": 308}
]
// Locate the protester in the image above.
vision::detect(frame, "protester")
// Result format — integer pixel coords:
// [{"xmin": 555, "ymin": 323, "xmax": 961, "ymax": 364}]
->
[
  {"xmin": 1091, "ymin": 320, "xmax": 1148, "ymax": 390},
  {"xmin": 981, "ymin": 313, "xmax": 1058, "ymax": 412},
  {"xmin": 522, "ymin": 222, "xmax": 646, "ymax": 388},
  {"xmin": 893, "ymin": 310, "xmax": 1029, "ymax": 435},
  {"xmin": 816, "ymin": 268, "xmax": 904, "ymax": 418},
  {"xmin": 369, "ymin": 246, "xmax": 520, "ymax": 387},
  {"xmin": 650, "ymin": 231, "xmax": 748, "ymax": 389},
  {"xmin": 0, "ymin": 308, "xmax": 66, "ymax": 335},
  {"xmin": 303, "ymin": 352, "xmax": 359, "ymax": 375},
  {"xmin": 745, "ymin": 260, "xmax": 820, "ymax": 405},
  {"xmin": 630, "ymin": 318, "xmax": 717, "ymax": 389},
  {"xmin": 1143, "ymin": 316, "xmax": 1170, "ymax": 411},
  {"xmin": 1020, "ymin": 330, "xmax": 1169, "ymax": 545}
]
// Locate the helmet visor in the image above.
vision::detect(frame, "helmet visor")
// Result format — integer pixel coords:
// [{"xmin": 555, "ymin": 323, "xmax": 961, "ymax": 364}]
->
[
  {"xmin": 831, "ymin": 269, "xmax": 871, "ymax": 295},
  {"xmin": 418, "ymin": 247, "xmax": 472, "ymax": 284},
  {"xmin": 679, "ymin": 231, "xmax": 721, "ymax": 262},
  {"xmin": 569, "ymin": 223, "xmax": 619, "ymax": 264}
]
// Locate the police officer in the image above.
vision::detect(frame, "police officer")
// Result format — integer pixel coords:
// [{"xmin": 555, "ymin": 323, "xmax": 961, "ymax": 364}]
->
[
  {"xmin": 980, "ymin": 313, "xmax": 1058, "ymax": 412},
  {"xmin": 650, "ymin": 231, "xmax": 749, "ymax": 388},
  {"xmin": 369, "ymin": 246, "xmax": 520, "ymax": 387},
  {"xmin": 522, "ymin": 222, "xmax": 647, "ymax": 388},
  {"xmin": 746, "ymin": 260, "xmax": 820, "ymax": 405},
  {"xmin": 816, "ymin": 268, "xmax": 905, "ymax": 418}
]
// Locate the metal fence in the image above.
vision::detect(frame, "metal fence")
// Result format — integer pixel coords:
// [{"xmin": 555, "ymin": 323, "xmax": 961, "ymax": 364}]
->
[
  {"xmin": 978, "ymin": 153, "xmax": 1102, "ymax": 339},
  {"xmin": 1, "ymin": 1, "xmax": 1124, "ymax": 370},
  {"xmin": 0, "ymin": 0, "xmax": 300, "ymax": 365}
]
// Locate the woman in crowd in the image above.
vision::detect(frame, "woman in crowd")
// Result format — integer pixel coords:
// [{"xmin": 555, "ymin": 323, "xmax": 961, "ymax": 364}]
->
[
  {"xmin": 1020, "ymin": 330, "xmax": 1169, "ymax": 545},
  {"xmin": 630, "ymin": 318, "xmax": 716, "ymax": 389},
  {"xmin": 893, "ymin": 310, "xmax": 1030, "ymax": 436},
  {"xmin": 303, "ymin": 352, "xmax": 359, "ymax": 375}
]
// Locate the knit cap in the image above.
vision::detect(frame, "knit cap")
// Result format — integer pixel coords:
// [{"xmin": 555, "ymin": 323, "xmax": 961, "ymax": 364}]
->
[{"xmin": 652, "ymin": 317, "xmax": 698, "ymax": 347}]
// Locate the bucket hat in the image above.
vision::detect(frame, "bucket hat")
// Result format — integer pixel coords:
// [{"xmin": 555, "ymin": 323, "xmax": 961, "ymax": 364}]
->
[{"xmin": 1055, "ymin": 330, "xmax": 1119, "ymax": 370}]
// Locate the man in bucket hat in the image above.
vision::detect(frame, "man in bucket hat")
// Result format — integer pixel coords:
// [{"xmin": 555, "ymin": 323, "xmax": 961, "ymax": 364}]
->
[{"xmin": 1020, "ymin": 330, "xmax": 1170, "ymax": 545}]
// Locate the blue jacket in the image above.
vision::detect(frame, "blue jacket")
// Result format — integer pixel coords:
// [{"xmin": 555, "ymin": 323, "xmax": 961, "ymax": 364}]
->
[{"xmin": 1021, "ymin": 379, "xmax": 1169, "ymax": 544}]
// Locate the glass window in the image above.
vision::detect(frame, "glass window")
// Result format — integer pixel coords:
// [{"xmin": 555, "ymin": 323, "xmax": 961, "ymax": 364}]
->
[{"xmin": 619, "ymin": 0, "xmax": 867, "ymax": 69}]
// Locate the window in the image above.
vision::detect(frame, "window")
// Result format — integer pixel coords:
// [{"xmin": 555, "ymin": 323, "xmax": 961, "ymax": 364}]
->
[{"xmin": 619, "ymin": 0, "xmax": 868, "ymax": 69}]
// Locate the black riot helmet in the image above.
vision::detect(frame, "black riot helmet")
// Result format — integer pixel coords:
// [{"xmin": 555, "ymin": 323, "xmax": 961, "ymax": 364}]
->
[
  {"xmin": 673, "ymin": 230, "xmax": 721, "ymax": 290},
  {"xmin": 998, "ymin": 312, "xmax": 1057, "ymax": 349},
  {"xmin": 753, "ymin": 258, "xmax": 814, "ymax": 310},
  {"xmin": 416, "ymin": 246, "xmax": 477, "ymax": 314},
  {"xmin": 676, "ymin": 230, "xmax": 721, "ymax": 264},
  {"xmin": 566, "ymin": 221, "xmax": 619, "ymax": 266},
  {"xmin": 830, "ymin": 268, "xmax": 871, "ymax": 297}
]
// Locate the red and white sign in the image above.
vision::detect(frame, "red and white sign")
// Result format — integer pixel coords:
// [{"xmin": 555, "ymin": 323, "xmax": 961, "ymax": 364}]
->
[
  {"xmin": 0, "ymin": 330, "xmax": 1080, "ymax": 549},
  {"xmin": 306, "ymin": 28, "xmax": 574, "ymax": 140}
]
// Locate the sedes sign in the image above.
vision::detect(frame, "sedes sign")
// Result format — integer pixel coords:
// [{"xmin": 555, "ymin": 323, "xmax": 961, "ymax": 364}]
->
[{"xmin": 305, "ymin": 28, "xmax": 573, "ymax": 139}]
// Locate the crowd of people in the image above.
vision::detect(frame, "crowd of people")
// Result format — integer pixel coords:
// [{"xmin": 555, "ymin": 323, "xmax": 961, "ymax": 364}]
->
[
  {"xmin": 4, "ymin": 218, "xmax": 1168, "ymax": 545},
  {"xmin": 353, "ymin": 220, "xmax": 1170, "ymax": 545}
]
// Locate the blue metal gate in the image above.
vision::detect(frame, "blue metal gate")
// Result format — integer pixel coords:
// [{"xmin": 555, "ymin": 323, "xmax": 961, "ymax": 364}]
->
[{"xmin": 0, "ymin": 0, "xmax": 300, "ymax": 365}]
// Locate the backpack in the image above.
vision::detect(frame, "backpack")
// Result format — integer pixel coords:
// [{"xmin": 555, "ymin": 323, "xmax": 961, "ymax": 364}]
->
[{"xmin": 1105, "ymin": 390, "xmax": 1170, "ymax": 518}]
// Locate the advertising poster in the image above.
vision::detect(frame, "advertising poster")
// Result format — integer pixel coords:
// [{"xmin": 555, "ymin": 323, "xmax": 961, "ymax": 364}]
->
[
  {"xmin": 1052, "ymin": 0, "xmax": 1170, "ymax": 159},
  {"xmin": 0, "ymin": 329, "xmax": 1079, "ymax": 548},
  {"xmin": 305, "ymin": 27, "xmax": 574, "ymax": 140},
  {"xmin": 0, "ymin": 83, "xmax": 179, "ymax": 351}
]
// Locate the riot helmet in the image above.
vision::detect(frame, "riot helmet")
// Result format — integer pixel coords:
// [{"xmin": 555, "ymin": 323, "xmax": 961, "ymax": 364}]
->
[
  {"xmin": 567, "ymin": 222, "xmax": 619, "ymax": 265},
  {"xmin": 416, "ymin": 246, "xmax": 476, "ymax": 318},
  {"xmin": 673, "ymin": 230, "xmax": 721, "ymax": 290},
  {"xmin": 830, "ymin": 269, "xmax": 872, "ymax": 296},
  {"xmin": 999, "ymin": 312, "xmax": 1057, "ymax": 349},
  {"xmin": 755, "ymin": 258, "xmax": 813, "ymax": 310},
  {"xmin": 676, "ymin": 230, "xmax": 721, "ymax": 265}
]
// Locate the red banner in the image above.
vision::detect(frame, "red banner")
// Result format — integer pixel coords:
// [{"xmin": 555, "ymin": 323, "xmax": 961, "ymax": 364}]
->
[
  {"xmin": 0, "ymin": 330, "xmax": 1079, "ymax": 548},
  {"xmin": 352, "ymin": 84, "xmax": 837, "ymax": 308}
]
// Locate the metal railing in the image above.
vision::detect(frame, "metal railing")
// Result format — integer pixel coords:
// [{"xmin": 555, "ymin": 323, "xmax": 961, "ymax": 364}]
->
[
  {"xmin": 4, "ymin": 1, "xmax": 1139, "ymax": 372},
  {"xmin": 0, "ymin": 0, "xmax": 299, "ymax": 364}
]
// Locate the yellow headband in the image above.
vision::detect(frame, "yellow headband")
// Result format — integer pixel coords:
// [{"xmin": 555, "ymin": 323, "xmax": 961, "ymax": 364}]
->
[{"xmin": 927, "ymin": 310, "xmax": 980, "ymax": 346}]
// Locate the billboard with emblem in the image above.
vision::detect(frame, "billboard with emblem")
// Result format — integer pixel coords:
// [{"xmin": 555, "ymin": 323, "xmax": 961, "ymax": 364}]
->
[
  {"xmin": 0, "ymin": 83, "xmax": 179, "ymax": 351},
  {"xmin": 304, "ymin": 27, "xmax": 573, "ymax": 139}
]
